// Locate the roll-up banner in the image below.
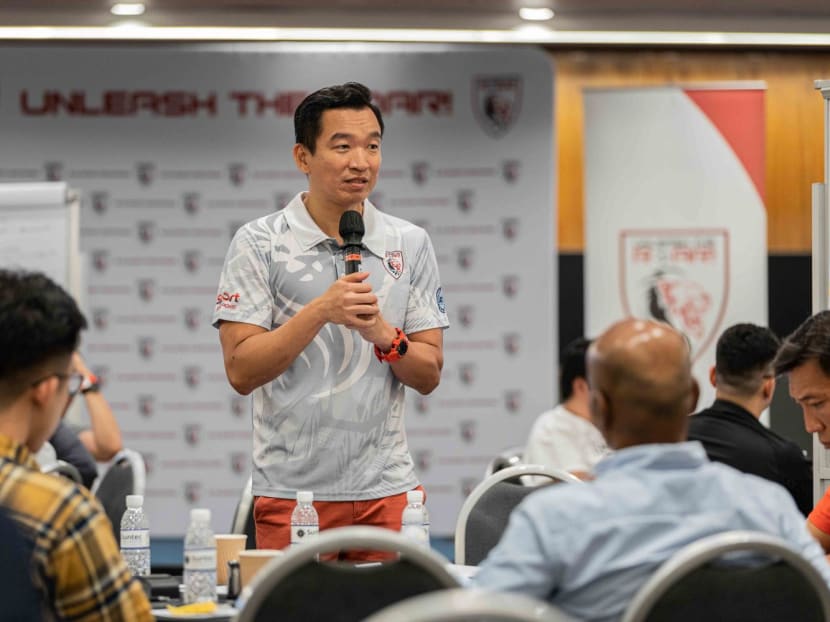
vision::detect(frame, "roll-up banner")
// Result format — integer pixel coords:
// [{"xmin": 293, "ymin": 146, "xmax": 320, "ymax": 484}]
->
[{"xmin": 584, "ymin": 84, "xmax": 767, "ymax": 413}]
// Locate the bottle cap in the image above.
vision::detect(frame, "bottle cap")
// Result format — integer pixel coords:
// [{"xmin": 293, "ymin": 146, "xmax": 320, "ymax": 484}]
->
[
  {"xmin": 126, "ymin": 494, "xmax": 143, "ymax": 508},
  {"xmin": 190, "ymin": 508, "xmax": 211, "ymax": 523},
  {"xmin": 406, "ymin": 490, "xmax": 424, "ymax": 504},
  {"xmin": 297, "ymin": 490, "xmax": 313, "ymax": 503}
]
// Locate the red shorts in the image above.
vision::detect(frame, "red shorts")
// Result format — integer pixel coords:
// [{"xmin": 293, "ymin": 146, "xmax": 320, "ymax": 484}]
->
[{"xmin": 253, "ymin": 486, "xmax": 425, "ymax": 562}]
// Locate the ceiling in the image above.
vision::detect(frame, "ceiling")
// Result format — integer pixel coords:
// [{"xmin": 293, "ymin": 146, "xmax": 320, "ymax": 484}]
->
[{"xmin": 3, "ymin": 0, "xmax": 830, "ymax": 39}]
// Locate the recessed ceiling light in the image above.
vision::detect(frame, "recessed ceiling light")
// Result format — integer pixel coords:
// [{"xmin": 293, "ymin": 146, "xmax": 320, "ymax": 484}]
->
[
  {"xmin": 519, "ymin": 7, "xmax": 555, "ymax": 21},
  {"xmin": 111, "ymin": 3, "xmax": 146, "ymax": 17}
]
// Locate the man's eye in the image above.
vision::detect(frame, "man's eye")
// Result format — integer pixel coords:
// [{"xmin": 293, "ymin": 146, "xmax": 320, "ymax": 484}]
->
[{"xmin": 810, "ymin": 401, "xmax": 825, "ymax": 409}]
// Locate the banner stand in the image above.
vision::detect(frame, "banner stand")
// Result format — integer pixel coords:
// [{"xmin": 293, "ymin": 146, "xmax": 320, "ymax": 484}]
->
[{"xmin": 812, "ymin": 81, "xmax": 830, "ymax": 504}]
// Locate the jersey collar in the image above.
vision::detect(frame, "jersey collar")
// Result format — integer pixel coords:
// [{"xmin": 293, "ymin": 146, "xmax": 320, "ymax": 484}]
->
[{"xmin": 284, "ymin": 192, "xmax": 386, "ymax": 257}]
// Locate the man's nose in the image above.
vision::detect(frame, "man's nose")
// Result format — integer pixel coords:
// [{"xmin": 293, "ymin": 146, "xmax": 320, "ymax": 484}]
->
[
  {"xmin": 350, "ymin": 149, "xmax": 369, "ymax": 170},
  {"xmin": 804, "ymin": 410, "xmax": 825, "ymax": 434}
]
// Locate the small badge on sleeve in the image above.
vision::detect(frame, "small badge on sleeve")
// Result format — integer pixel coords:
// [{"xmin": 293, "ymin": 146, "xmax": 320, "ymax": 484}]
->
[{"xmin": 436, "ymin": 286, "xmax": 446, "ymax": 314}]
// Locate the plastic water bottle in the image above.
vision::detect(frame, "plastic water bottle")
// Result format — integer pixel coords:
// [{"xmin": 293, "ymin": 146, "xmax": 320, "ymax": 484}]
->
[
  {"xmin": 401, "ymin": 489, "xmax": 430, "ymax": 548},
  {"xmin": 120, "ymin": 494, "xmax": 151, "ymax": 576},
  {"xmin": 290, "ymin": 491, "xmax": 319, "ymax": 546},
  {"xmin": 183, "ymin": 508, "xmax": 217, "ymax": 604}
]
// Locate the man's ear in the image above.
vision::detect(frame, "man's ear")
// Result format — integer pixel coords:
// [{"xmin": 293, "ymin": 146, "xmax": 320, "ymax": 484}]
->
[
  {"xmin": 573, "ymin": 377, "xmax": 590, "ymax": 398},
  {"xmin": 589, "ymin": 388, "xmax": 612, "ymax": 438},
  {"xmin": 761, "ymin": 375, "xmax": 776, "ymax": 402},
  {"xmin": 687, "ymin": 377, "xmax": 701, "ymax": 414},
  {"xmin": 293, "ymin": 143, "xmax": 310, "ymax": 174},
  {"xmin": 29, "ymin": 376, "xmax": 58, "ymax": 410},
  {"xmin": 708, "ymin": 365, "xmax": 717, "ymax": 389}
]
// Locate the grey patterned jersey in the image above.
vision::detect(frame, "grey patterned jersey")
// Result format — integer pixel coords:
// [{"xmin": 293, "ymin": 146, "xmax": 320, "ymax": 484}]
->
[{"xmin": 213, "ymin": 194, "xmax": 449, "ymax": 500}]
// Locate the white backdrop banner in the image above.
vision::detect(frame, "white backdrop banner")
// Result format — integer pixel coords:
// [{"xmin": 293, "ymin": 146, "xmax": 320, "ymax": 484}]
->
[
  {"xmin": 584, "ymin": 85, "xmax": 767, "ymax": 410},
  {"xmin": 0, "ymin": 44, "xmax": 556, "ymax": 536}
]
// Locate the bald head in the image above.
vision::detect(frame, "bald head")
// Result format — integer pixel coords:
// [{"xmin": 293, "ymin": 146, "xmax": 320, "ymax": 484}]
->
[{"xmin": 587, "ymin": 319, "xmax": 698, "ymax": 449}]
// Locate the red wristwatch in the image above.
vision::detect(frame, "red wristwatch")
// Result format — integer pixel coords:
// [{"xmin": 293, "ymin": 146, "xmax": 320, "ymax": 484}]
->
[
  {"xmin": 81, "ymin": 374, "xmax": 100, "ymax": 394},
  {"xmin": 374, "ymin": 328, "xmax": 409, "ymax": 363}
]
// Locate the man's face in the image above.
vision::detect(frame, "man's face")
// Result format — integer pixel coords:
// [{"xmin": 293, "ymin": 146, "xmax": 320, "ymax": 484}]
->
[
  {"xmin": 788, "ymin": 358, "xmax": 830, "ymax": 448},
  {"xmin": 296, "ymin": 107, "xmax": 382, "ymax": 211}
]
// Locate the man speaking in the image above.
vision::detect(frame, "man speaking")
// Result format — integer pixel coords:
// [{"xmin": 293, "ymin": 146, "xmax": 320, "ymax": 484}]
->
[{"xmin": 213, "ymin": 82, "xmax": 448, "ymax": 557}]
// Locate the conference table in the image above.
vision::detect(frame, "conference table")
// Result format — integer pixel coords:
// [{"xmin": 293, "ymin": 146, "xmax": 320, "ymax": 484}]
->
[{"xmin": 148, "ymin": 564, "xmax": 478, "ymax": 620}]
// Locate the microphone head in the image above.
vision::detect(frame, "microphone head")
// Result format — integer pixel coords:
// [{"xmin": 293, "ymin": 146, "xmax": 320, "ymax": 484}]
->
[{"xmin": 339, "ymin": 210, "xmax": 365, "ymax": 246}]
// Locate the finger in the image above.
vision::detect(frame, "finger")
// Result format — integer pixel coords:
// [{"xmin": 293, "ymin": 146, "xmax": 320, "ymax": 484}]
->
[{"xmin": 341, "ymin": 271, "xmax": 370, "ymax": 283}]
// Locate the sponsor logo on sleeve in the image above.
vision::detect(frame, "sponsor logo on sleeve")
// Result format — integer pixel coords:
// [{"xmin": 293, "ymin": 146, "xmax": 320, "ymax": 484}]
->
[
  {"xmin": 435, "ymin": 287, "xmax": 446, "ymax": 314},
  {"xmin": 216, "ymin": 291, "xmax": 241, "ymax": 310}
]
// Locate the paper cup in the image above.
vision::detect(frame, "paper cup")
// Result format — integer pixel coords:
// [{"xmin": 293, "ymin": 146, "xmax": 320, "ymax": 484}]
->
[
  {"xmin": 214, "ymin": 534, "xmax": 248, "ymax": 585},
  {"xmin": 238, "ymin": 549, "xmax": 283, "ymax": 588}
]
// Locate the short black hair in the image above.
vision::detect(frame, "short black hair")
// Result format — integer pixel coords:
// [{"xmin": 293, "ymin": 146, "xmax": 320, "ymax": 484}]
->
[
  {"xmin": 775, "ymin": 310, "xmax": 830, "ymax": 377},
  {"xmin": 715, "ymin": 323, "xmax": 779, "ymax": 396},
  {"xmin": 0, "ymin": 270, "xmax": 86, "ymax": 384},
  {"xmin": 294, "ymin": 82, "xmax": 384, "ymax": 154},
  {"xmin": 560, "ymin": 337, "xmax": 591, "ymax": 401}
]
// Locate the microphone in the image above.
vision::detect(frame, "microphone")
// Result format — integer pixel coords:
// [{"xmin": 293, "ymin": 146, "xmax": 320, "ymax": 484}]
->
[{"xmin": 339, "ymin": 210, "xmax": 365, "ymax": 275}]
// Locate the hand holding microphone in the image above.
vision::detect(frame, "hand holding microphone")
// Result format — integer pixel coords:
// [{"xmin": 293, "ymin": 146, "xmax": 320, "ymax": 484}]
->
[
  {"xmin": 339, "ymin": 210, "xmax": 365, "ymax": 275},
  {"xmin": 336, "ymin": 210, "xmax": 381, "ymax": 330}
]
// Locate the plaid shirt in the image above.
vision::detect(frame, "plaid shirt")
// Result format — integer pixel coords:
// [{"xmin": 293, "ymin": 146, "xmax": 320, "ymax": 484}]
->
[{"xmin": 0, "ymin": 434, "xmax": 152, "ymax": 621}]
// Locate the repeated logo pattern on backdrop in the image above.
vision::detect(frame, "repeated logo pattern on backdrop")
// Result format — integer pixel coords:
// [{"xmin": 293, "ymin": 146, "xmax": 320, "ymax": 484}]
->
[{"xmin": 0, "ymin": 44, "xmax": 556, "ymax": 535}]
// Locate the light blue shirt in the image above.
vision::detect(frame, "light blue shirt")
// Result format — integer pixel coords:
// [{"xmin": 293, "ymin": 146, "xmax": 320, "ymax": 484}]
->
[{"xmin": 473, "ymin": 442, "xmax": 830, "ymax": 622}]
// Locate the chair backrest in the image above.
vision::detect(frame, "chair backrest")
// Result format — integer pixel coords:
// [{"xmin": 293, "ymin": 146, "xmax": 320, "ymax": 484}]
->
[
  {"xmin": 363, "ymin": 588, "xmax": 578, "ymax": 622},
  {"xmin": 485, "ymin": 445, "xmax": 526, "ymax": 477},
  {"xmin": 455, "ymin": 464, "xmax": 582, "ymax": 565},
  {"xmin": 236, "ymin": 526, "xmax": 460, "ymax": 622},
  {"xmin": 42, "ymin": 459, "xmax": 83, "ymax": 485},
  {"xmin": 93, "ymin": 448, "xmax": 145, "ymax": 540},
  {"xmin": 230, "ymin": 474, "xmax": 256, "ymax": 549},
  {"xmin": 621, "ymin": 530, "xmax": 830, "ymax": 622}
]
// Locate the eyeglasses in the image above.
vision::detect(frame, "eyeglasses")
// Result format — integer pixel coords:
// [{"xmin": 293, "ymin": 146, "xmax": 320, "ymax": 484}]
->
[{"xmin": 30, "ymin": 372, "xmax": 85, "ymax": 399}]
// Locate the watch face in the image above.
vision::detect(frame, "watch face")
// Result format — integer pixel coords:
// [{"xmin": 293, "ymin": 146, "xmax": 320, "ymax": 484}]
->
[{"xmin": 398, "ymin": 339, "xmax": 408, "ymax": 356}]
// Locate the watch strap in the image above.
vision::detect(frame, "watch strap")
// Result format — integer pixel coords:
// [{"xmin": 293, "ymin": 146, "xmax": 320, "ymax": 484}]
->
[{"xmin": 374, "ymin": 328, "xmax": 408, "ymax": 363}]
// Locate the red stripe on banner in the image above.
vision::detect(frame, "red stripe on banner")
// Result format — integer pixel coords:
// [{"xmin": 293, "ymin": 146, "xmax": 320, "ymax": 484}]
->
[{"xmin": 684, "ymin": 89, "xmax": 765, "ymax": 203}]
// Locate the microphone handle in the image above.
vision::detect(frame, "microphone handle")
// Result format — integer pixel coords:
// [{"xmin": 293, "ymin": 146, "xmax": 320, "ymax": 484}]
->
[{"xmin": 344, "ymin": 243, "xmax": 362, "ymax": 275}]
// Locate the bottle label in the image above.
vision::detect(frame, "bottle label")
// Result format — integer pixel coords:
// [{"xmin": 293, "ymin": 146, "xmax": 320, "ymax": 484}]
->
[
  {"xmin": 185, "ymin": 548, "xmax": 217, "ymax": 571},
  {"xmin": 121, "ymin": 529, "xmax": 149, "ymax": 549},
  {"xmin": 291, "ymin": 524, "xmax": 319, "ymax": 545}
]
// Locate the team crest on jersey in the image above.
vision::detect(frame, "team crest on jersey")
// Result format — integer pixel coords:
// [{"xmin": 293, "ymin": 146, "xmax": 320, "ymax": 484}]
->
[{"xmin": 384, "ymin": 251, "xmax": 404, "ymax": 279}]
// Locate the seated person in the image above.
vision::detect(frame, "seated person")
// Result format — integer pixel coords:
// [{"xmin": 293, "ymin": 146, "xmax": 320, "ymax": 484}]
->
[
  {"xmin": 688, "ymin": 323, "xmax": 812, "ymax": 515},
  {"xmin": 72, "ymin": 351, "xmax": 123, "ymax": 462},
  {"xmin": 473, "ymin": 318, "xmax": 830, "ymax": 622},
  {"xmin": 0, "ymin": 269, "xmax": 151, "ymax": 620},
  {"xmin": 40, "ymin": 352, "xmax": 123, "ymax": 489},
  {"xmin": 523, "ymin": 337, "xmax": 607, "ymax": 479},
  {"xmin": 774, "ymin": 310, "xmax": 830, "ymax": 551}
]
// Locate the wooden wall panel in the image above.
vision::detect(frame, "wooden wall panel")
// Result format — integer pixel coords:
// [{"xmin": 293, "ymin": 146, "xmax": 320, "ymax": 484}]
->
[{"xmin": 551, "ymin": 50, "xmax": 830, "ymax": 253}]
